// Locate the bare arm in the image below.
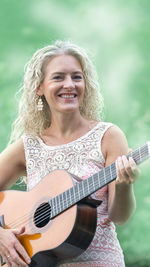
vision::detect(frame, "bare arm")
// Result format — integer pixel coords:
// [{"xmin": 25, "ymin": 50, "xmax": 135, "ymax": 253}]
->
[
  {"xmin": 0, "ymin": 138, "xmax": 26, "ymax": 190},
  {"xmin": 0, "ymin": 139, "xmax": 31, "ymax": 265},
  {"xmin": 102, "ymin": 125, "xmax": 138, "ymax": 225}
]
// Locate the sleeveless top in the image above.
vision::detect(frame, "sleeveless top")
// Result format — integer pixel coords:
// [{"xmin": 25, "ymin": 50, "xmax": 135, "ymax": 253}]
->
[{"xmin": 22, "ymin": 122, "xmax": 125, "ymax": 267}]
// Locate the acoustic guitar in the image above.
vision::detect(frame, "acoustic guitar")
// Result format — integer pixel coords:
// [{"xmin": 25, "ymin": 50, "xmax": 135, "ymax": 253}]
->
[{"xmin": 0, "ymin": 143, "xmax": 150, "ymax": 266}]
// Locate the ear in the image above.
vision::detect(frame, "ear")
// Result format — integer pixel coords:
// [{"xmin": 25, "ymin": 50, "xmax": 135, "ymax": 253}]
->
[{"xmin": 36, "ymin": 84, "xmax": 44, "ymax": 97}]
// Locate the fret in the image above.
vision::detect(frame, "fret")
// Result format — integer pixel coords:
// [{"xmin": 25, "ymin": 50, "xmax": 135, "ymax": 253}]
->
[
  {"xmin": 74, "ymin": 184, "xmax": 80, "ymax": 203},
  {"xmin": 77, "ymin": 182, "xmax": 81, "ymax": 200},
  {"xmin": 58, "ymin": 194, "xmax": 61, "ymax": 213},
  {"xmin": 88, "ymin": 176, "xmax": 94, "ymax": 192},
  {"xmin": 62, "ymin": 192, "xmax": 66, "ymax": 211},
  {"xmin": 49, "ymin": 198, "xmax": 54, "ymax": 218},
  {"xmin": 70, "ymin": 187, "xmax": 74, "ymax": 205},
  {"xmin": 82, "ymin": 180, "xmax": 85, "ymax": 196},
  {"xmin": 110, "ymin": 163, "xmax": 116, "ymax": 180},
  {"xmin": 56, "ymin": 195, "xmax": 60, "ymax": 215},
  {"xmin": 129, "ymin": 151, "xmax": 133, "ymax": 159},
  {"xmin": 130, "ymin": 144, "xmax": 149, "ymax": 165},
  {"xmin": 133, "ymin": 149, "xmax": 139, "ymax": 163},
  {"xmin": 51, "ymin": 196, "xmax": 57, "ymax": 218},
  {"xmin": 109, "ymin": 164, "xmax": 113, "ymax": 181},
  {"xmin": 103, "ymin": 168, "xmax": 106, "ymax": 184},
  {"xmin": 98, "ymin": 171, "xmax": 101, "ymax": 188},
  {"xmin": 59, "ymin": 193, "xmax": 63, "ymax": 211},
  {"xmin": 93, "ymin": 173, "xmax": 99, "ymax": 190},
  {"xmin": 97, "ymin": 171, "xmax": 103, "ymax": 191},
  {"xmin": 79, "ymin": 181, "xmax": 84, "ymax": 199},
  {"xmin": 106, "ymin": 165, "xmax": 111, "ymax": 182},
  {"xmin": 72, "ymin": 187, "xmax": 76, "ymax": 203},
  {"xmin": 86, "ymin": 179, "xmax": 90, "ymax": 195},
  {"xmin": 84, "ymin": 179, "xmax": 89, "ymax": 196},
  {"xmin": 141, "ymin": 144, "xmax": 149, "ymax": 160},
  {"xmin": 67, "ymin": 188, "xmax": 72, "ymax": 207},
  {"xmin": 135, "ymin": 148, "xmax": 141, "ymax": 164},
  {"xmin": 91, "ymin": 175, "xmax": 95, "ymax": 192},
  {"xmin": 63, "ymin": 190, "xmax": 67, "ymax": 210},
  {"xmin": 53, "ymin": 197, "xmax": 57, "ymax": 217}
]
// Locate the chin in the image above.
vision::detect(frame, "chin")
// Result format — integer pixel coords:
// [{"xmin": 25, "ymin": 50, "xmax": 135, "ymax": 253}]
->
[{"xmin": 58, "ymin": 104, "xmax": 80, "ymax": 113}]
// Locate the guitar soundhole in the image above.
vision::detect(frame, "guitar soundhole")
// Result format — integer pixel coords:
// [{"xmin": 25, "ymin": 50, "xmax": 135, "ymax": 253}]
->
[{"xmin": 34, "ymin": 202, "xmax": 51, "ymax": 228}]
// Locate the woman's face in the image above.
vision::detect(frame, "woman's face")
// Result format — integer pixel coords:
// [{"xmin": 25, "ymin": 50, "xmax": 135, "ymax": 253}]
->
[{"xmin": 37, "ymin": 54, "xmax": 85, "ymax": 115}]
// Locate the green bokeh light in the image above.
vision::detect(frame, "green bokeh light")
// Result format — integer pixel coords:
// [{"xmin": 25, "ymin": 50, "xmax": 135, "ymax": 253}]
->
[{"xmin": 0, "ymin": 0, "xmax": 150, "ymax": 265}]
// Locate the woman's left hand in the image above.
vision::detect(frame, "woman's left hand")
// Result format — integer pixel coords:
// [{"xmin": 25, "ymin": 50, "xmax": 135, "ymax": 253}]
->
[{"xmin": 115, "ymin": 155, "xmax": 140, "ymax": 185}]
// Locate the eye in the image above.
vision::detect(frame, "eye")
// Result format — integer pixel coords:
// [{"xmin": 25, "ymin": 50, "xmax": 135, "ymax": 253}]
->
[
  {"xmin": 73, "ymin": 75, "xmax": 83, "ymax": 80},
  {"xmin": 53, "ymin": 75, "xmax": 63, "ymax": 80}
]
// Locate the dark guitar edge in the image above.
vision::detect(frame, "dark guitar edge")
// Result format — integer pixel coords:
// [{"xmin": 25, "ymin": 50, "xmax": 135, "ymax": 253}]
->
[{"xmin": 30, "ymin": 197, "xmax": 99, "ymax": 266}]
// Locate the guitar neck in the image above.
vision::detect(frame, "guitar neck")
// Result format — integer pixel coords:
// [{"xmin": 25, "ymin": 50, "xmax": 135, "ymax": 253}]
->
[{"xmin": 50, "ymin": 143, "xmax": 150, "ymax": 219}]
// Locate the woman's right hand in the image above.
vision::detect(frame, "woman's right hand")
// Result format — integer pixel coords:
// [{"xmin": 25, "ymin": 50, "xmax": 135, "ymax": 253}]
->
[{"xmin": 0, "ymin": 226, "xmax": 31, "ymax": 267}]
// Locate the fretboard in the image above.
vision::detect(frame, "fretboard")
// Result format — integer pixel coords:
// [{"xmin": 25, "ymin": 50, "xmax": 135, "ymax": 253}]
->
[{"xmin": 50, "ymin": 143, "xmax": 150, "ymax": 219}]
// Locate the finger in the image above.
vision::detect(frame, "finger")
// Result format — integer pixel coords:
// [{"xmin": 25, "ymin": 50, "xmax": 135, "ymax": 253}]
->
[
  {"xmin": 116, "ymin": 157, "xmax": 126, "ymax": 183},
  {"xmin": 121, "ymin": 155, "xmax": 132, "ymax": 177},
  {"xmin": 14, "ymin": 240, "xmax": 31, "ymax": 265},
  {"xmin": 4, "ymin": 247, "xmax": 28, "ymax": 267},
  {"xmin": 120, "ymin": 155, "xmax": 137, "ymax": 178},
  {"xmin": 12, "ymin": 263, "xmax": 20, "ymax": 267},
  {"xmin": 116, "ymin": 156, "xmax": 127, "ymax": 178},
  {"xmin": 1, "ymin": 248, "xmax": 11, "ymax": 267},
  {"xmin": 115, "ymin": 158, "xmax": 120, "ymax": 182},
  {"xmin": 116, "ymin": 155, "xmax": 134, "ymax": 185},
  {"xmin": 12, "ymin": 226, "xmax": 26, "ymax": 236},
  {"xmin": 7, "ymin": 226, "xmax": 30, "ymax": 266},
  {"xmin": 2, "ymin": 255, "xmax": 11, "ymax": 267},
  {"xmin": 129, "ymin": 157, "xmax": 140, "ymax": 177},
  {"xmin": 129, "ymin": 157, "xmax": 136, "ymax": 169},
  {"xmin": 122, "ymin": 156, "xmax": 139, "ymax": 184},
  {"xmin": 12, "ymin": 249, "xmax": 29, "ymax": 266},
  {"xmin": 128, "ymin": 148, "xmax": 132, "ymax": 153}
]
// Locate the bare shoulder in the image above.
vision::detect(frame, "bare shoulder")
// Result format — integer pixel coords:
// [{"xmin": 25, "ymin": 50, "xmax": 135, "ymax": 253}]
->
[
  {"xmin": 1, "ymin": 138, "xmax": 25, "ymax": 163},
  {"xmin": 102, "ymin": 124, "xmax": 129, "ymax": 164},
  {"xmin": 0, "ymin": 138, "xmax": 26, "ymax": 189}
]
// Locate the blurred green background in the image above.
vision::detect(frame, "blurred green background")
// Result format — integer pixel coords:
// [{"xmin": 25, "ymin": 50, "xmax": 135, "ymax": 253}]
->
[{"xmin": 0, "ymin": 0, "xmax": 150, "ymax": 266}]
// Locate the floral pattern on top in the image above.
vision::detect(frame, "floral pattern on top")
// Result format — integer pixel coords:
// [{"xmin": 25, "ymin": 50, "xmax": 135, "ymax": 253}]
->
[{"xmin": 22, "ymin": 122, "xmax": 125, "ymax": 267}]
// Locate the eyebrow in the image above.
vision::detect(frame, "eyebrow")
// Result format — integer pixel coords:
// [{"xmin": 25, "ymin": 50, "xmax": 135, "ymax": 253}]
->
[{"xmin": 51, "ymin": 71, "xmax": 84, "ymax": 75}]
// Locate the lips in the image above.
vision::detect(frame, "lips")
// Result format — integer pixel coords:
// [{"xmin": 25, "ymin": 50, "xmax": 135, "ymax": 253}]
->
[{"xmin": 58, "ymin": 93, "xmax": 77, "ymax": 98}]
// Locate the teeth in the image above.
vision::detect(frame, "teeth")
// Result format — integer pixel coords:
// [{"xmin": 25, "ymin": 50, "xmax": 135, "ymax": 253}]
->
[{"xmin": 60, "ymin": 95, "xmax": 75, "ymax": 98}]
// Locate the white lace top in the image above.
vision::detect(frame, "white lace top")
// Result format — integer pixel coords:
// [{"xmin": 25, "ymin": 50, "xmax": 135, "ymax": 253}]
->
[{"xmin": 22, "ymin": 122, "xmax": 125, "ymax": 267}]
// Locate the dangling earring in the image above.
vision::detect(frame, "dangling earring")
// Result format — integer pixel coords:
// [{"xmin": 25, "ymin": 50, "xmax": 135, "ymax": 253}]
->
[{"xmin": 37, "ymin": 97, "xmax": 43, "ymax": 111}]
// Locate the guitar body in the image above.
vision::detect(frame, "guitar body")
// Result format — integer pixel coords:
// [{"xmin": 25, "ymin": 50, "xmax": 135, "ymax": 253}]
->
[
  {"xmin": 0, "ymin": 170, "xmax": 98, "ymax": 266},
  {"xmin": 1, "ymin": 143, "xmax": 149, "ymax": 266}
]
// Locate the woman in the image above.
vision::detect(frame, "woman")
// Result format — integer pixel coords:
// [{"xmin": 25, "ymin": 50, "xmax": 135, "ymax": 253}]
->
[{"xmin": 0, "ymin": 40, "xmax": 139, "ymax": 266}]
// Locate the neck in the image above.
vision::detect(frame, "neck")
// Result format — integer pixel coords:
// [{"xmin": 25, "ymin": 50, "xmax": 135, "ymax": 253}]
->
[{"xmin": 46, "ymin": 111, "xmax": 87, "ymax": 139}]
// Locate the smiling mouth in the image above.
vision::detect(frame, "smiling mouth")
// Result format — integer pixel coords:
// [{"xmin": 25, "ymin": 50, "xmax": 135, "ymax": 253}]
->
[{"xmin": 58, "ymin": 94, "xmax": 77, "ymax": 98}]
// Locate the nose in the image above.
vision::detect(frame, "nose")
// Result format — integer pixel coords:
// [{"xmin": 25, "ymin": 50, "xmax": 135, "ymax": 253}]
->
[{"xmin": 63, "ymin": 75, "xmax": 75, "ymax": 89}]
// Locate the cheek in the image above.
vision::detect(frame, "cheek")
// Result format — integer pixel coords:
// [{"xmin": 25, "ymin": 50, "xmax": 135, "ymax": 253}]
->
[
  {"xmin": 79, "ymin": 88, "xmax": 85, "ymax": 105},
  {"xmin": 81, "ymin": 84, "xmax": 85, "ymax": 97}
]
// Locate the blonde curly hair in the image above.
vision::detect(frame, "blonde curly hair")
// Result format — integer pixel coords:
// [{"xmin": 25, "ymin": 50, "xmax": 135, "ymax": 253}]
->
[{"xmin": 9, "ymin": 40, "xmax": 104, "ymax": 143}]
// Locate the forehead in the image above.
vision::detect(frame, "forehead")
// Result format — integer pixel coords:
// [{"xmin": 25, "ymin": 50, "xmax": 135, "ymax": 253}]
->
[{"xmin": 44, "ymin": 54, "xmax": 82, "ymax": 74}]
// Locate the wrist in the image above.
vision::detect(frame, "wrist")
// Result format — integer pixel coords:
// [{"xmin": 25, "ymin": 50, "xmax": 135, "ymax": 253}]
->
[{"xmin": 115, "ymin": 181, "xmax": 134, "ymax": 196}]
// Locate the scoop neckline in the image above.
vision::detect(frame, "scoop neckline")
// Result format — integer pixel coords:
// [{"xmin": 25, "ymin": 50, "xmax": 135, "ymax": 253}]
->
[{"xmin": 36, "ymin": 121, "xmax": 102, "ymax": 149}]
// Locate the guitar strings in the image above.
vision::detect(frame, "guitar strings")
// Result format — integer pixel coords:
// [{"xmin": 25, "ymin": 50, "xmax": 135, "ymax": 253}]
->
[
  {"xmin": 7, "ymin": 156, "xmax": 146, "ymax": 231},
  {"xmin": 6, "ymin": 162, "xmax": 128, "ymax": 229},
  {"xmin": 7, "ymin": 148, "xmax": 148, "ymax": 229},
  {"xmin": 8, "ymin": 166, "xmax": 118, "ymax": 230},
  {"xmin": 8, "ymin": 148, "xmax": 148, "ymax": 228}
]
